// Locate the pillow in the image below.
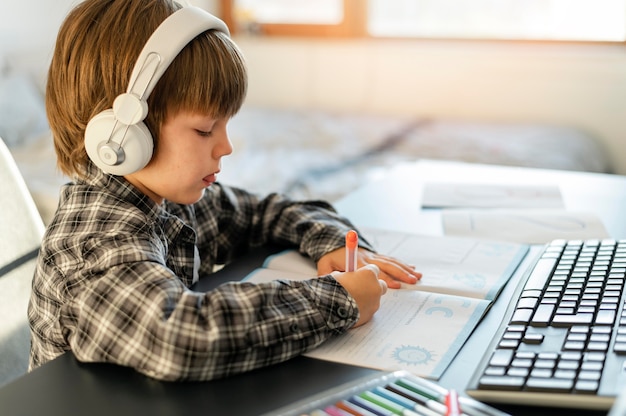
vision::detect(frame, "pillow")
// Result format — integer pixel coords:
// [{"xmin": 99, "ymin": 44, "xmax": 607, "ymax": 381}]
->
[{"xmin": 0, "ymin": 73, "xmax": 49, "ymax": 148}]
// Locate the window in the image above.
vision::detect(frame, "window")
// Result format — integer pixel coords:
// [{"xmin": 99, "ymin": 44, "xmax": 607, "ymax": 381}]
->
[
  {"xmin": 222, "ymin": 0, "xmax": 626, "ymax": 42},
  {"xmin": 221, "ymin": 0, "xmax": 365, "ymax": 37},
  {"xmin": 369, "ymin": 0, "xmax": 626, "ymax": 41}
]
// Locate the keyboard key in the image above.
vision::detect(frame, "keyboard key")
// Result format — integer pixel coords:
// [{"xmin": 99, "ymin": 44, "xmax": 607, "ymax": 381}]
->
[
  {"xmin": 517, "ymin": 297, "xmax": 538, "ymax": 309},
  {"xmin": 524, "ymin": 258, "xmax": 558, "ymax": 291},
  {"xmin": 566, "ymin": 333, "xmax": 587, "ymax": 342},
  {"xmin": 554, "ymin": 370, "xmax": 576, "ymax": 380},
  {"xmin": 498, "ymin": 339, "xmax": 520, "ymax": 349},
  {"xmin": 578, "ymin": 371, "xmax": 602, "ymax": 381},
  {"xmin": 560, "ymin": 351, "xmax": 583, "ymax": 361},
  {"xmin": 552, "ymin": 313, "xmax": 594, "ymax": 326},
  {"xmin": 526, "ymin": 377, "xmax": 574, "ymax": 392},
  {"xmin": 478, "ymin": 376, "xmax": 525, "ymax": 391},
  {"xmin": 581, "ymin": 361, "xmax": 603, "ymax": 371},
  {"xmin": 570, "ymin": 326, "xmax": 590, "ymax": 333},
  {"xmin": 534, "ymin": 359, "xmax": 556, "ymax": 369},
  {"xmin": 587, "ymin": 342, "xmax": 609, "ymax": 351},
  {"xmin": 557, "ymin": 360, "xmax": 581, "ymax": 371},
  {"xmin": 537, "ymin": 352, "xmax": 558, "ymax": 360},
  {"xmin": 522, "ymin": 333, "xmax": 544, "ymax": 344},
  {"xmin": 530, "ymin": 368, "xmax": 553, "ymax": 378},
  {"xmin": 574, "ymin": 380, "xmax": 599, "ymax": 394},
  {"xmin": 613, "ymin": 342, "xmax": 626, "ymax": 353},
  {"xmin": 563, "ymin": 341, "xmax": 585, "ymax": 351},
  {"xmin": 531, "ymin": 304, "xmax": 556, "ymax": 326},
  {"xmin": 502, "ymin": 331, "xmax": 523, "ymax": 340},
  {"xmin": 583, "ymin": 352, "xmax": 606, "ymax": 362},
  {"xmin": 508, "ymin": 367, "xmax": 530, "ymax": 378},
  {"xmin": 589, "ymin": 333, "xmax": 611, "ymax": 342},
  {"xmin": 510, "ymin": 309, "xmax": 533, "ymax": 325},
  {"xmin": 485, "ymin": 366, "xmax": 506, "ymax": 376},
  {"xmin": 511, "ymin": 358, "xmax": 533, "ymax": 368},
  {"xmin": 489, "ymin": 349, "xmax": 514, "ymax": 367},
  {"xmin": 507, "ymin": 325, "xmax": 527, "ymax": 332}
]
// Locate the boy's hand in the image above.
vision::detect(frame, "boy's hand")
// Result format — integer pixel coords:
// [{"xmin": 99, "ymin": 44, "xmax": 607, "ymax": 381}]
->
[
  {"xmin": 318, "ymin": 247, "xmax": 422, "ymax": 289},
  {"xmin": 332, "ymin": 264, "xmax": 387, "ymax": 327}
]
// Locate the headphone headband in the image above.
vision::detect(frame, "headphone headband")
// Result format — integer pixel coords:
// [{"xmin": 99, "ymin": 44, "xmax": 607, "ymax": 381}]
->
[{"xmin": 128, "ymin": 7, "xmax": 230, "ymax": 101}]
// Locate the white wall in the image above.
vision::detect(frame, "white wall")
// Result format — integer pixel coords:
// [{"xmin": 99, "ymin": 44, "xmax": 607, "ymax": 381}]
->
[
  {"xmin": 4, "ymin": 1, "xmax": 626, "ymax": 173},
  {"xmin": 0, "ymin": 0, "xmax": 77, "ymax": 84},
  {"xmin": 0, "ymin": 0, "xmax": 219, "ymax": 83}
]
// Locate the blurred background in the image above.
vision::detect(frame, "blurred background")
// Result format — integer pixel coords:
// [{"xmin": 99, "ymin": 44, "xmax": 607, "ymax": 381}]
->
[{"xmin": 2, "ymin": 0, "xmax": 625, "ymax": 223}]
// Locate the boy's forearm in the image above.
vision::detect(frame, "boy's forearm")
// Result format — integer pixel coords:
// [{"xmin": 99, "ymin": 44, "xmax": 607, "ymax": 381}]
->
[{"xmin": 67, "ymin": 265, "xmax": 357, "ymax": 381}]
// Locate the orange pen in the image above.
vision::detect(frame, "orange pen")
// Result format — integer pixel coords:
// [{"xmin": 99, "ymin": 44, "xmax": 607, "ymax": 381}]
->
[
  {"xmin": 445, "ymin": 389, "xmax": 462, "ymax": 416},
  {"xmin": 345, "ymin": 230, "xmax": 358, "ymax": 272}
]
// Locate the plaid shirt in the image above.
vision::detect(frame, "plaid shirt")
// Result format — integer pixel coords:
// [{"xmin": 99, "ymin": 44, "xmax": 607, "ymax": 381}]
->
[{"xmin": 28, "ymin": 165, "xmax": 364, "ymax": 381}]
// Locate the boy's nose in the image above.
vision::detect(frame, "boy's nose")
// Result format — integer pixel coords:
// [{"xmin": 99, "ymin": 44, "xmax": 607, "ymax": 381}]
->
[{"xmin": 215, "ymin": 134, "xmax": 233, "ymax": 158}]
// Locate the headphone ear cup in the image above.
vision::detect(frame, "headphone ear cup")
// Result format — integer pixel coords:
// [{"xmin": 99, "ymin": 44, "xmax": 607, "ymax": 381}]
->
[{"xmin": 85, "ymin": 109, "xmax": 154, "ymax": 176}]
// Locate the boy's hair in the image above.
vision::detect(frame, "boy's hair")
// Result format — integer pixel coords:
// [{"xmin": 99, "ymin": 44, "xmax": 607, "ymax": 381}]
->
[{"xmin": 47, "ymin": 0, "xmax": 247, "ymax": 178}]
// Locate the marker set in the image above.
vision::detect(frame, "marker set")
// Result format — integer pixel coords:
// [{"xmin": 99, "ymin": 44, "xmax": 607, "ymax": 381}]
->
[{"xmin": 266, "ymin": 371, "xmax": 510, "ymax": 416}]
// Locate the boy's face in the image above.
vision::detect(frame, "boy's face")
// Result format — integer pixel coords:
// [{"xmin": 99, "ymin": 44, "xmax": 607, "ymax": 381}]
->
[{"xmin": 124, "ymin": 111, "xmax": 233, "ymax": 205}]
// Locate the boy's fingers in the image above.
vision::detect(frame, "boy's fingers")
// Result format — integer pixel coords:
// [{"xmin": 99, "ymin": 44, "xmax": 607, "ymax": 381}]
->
[
  {"xmin": 379, "ymin": 279, "xmax": 388, "ymax": 295},
  {"xmin": 363, "ymin": 263, "xmax": 380, "ymax": 277}
]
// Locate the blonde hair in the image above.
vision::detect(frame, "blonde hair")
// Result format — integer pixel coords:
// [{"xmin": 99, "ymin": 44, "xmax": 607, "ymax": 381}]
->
[{"xmin": 46, "ymin": 0, "xmax": 247, "ymax": 178}]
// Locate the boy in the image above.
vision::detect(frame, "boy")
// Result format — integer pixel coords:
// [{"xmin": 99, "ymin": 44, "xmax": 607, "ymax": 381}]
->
[{"xmin": 28, "ymin": 0, "xmax": 420, "ymax": 382}]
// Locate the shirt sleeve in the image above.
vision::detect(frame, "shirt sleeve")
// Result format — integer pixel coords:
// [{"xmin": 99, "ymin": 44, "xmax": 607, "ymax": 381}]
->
[
  {"xmin": 194, "ymin": 184, "xmax": 374, "ymax": 267},
  {"xmin": 64, "ymin": 261, "xmax": 358, "ymax": 381}
]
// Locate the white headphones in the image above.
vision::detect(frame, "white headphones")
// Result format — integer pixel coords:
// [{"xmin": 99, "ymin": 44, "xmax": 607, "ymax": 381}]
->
[{"xmin": 84, "ymin": 7, "xmax": 230, "ymax": 176}]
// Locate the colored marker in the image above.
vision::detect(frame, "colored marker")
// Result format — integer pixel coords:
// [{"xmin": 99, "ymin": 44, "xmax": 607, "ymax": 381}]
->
[
  {"xmin": 395, "ymin": 378, "xmax": 440, "ymax": 401},
  {"xmin": 345, "ymin": 230, "xmax": 358, "ymax": 272},
  {"xmin": 324, "ymin": 405, "xmax": 354, "ymax": 416},
  {"xmin": 336, "ymin": 399, "xmax": 378, "ymax": 415},
  {"xmin": 359, "ymin": 390, "xmax": 421, "ymax": 416},
  {"xmin": 310, "ymin": 410, "xmax": 332, "ymax": 416},
  {"xmin": 385, "ymin": 383, "xmax": 446, "ymax": 415},
  {"xmin": 373, "ymin": 386, "xmax": 438, "ymax": 416},
  {"xmin": 445, "ymin": 390, "xmax": 461, "ymax": 416},
  {"xmin": 349, "ymin": 394, "xmax": 394, "ymax": 415},
  {"xmin": 393, "ymin": 377, "xmax": 506, "ymax": 416}
]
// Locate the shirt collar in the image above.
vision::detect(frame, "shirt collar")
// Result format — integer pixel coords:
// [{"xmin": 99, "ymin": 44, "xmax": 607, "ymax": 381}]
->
[{"xmin": 80, "ymin": 162, "xmax": 163, "ymax": 221}]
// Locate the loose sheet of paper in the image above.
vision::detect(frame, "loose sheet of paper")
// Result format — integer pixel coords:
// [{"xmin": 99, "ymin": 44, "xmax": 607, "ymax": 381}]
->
[
  {"xmin": 442, "ymin": 209, "xmax": 609, "ymax": 244},
  {"xmin": 422, "ymin": 183, "xmax": 564, "ymax": 209}
]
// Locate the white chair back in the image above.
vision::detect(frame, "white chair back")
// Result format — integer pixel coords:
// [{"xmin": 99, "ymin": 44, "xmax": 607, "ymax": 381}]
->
[{"xmin": 0, "ymin": 137, "xmax": 44, "ymax": 387}]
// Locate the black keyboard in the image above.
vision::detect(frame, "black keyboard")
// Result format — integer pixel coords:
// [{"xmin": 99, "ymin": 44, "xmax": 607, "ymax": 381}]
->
[{"xmin": 467, "ymin": 239, "xmax": 626, "ymax": 411}]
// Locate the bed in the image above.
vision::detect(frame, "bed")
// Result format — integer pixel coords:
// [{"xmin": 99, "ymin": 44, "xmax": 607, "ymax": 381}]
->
[{"xmin": 1, "ymin": 69, "xmax": 611, "ymax": 226}]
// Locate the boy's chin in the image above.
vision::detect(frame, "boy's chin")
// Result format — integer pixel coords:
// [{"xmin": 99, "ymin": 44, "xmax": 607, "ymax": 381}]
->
[{"xmin": 170, "ymin": 189, "xmax": 206, "ymax": 205}]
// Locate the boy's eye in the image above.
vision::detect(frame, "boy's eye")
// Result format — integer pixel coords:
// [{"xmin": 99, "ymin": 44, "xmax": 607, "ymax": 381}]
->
[{"xmin": 195, "ymin": 129, "xmax": 212, "ymax": 137}]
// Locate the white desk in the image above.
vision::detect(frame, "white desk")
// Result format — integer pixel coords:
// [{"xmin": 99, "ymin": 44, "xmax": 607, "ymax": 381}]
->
[
  {"xmin": 335, "ymin": 159, "xmax": 626, "ymax": 239},
  {"xmin": 1, "ymin": 160, "xmax": 620, "ymax": 416},
  {"xmin": 335, "ymin": 159, "xmax": 626, "ymax": 410}
]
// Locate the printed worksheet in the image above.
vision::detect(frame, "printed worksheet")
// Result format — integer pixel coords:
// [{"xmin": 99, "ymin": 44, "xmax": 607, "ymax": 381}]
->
[{"xmin": 305, "ymin": 289, "xmax": 489, "ymax": 379}]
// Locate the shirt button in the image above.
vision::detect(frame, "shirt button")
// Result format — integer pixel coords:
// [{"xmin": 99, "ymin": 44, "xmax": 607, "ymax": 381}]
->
[
  {"xmin": 289, "ymin": 323, "xmax": 299, "ymax": 333},
  {"xmin": 337, "ymin": 307, "xmax": 349, "ymax": 318}
]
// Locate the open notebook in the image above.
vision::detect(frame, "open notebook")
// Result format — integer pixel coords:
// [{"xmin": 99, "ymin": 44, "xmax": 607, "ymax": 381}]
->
[{"xmin": 244, "ymin": 227, "xmax": 528, "ymax": 379}]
